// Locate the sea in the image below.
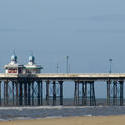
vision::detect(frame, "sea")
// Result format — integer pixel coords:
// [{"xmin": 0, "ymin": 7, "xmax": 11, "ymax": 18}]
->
[{"xmin": 0, "ymin": 98, "xmax": 125, "ymax": 121}]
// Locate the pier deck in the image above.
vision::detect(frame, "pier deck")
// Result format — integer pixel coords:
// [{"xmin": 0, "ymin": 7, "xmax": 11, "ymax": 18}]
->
[{"xmin": 0, "ymin": 73, "xmax": 125, "ymax": 80}]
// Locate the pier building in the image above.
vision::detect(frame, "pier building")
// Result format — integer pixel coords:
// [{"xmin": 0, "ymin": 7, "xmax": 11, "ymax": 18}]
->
[
  {"xmin": 4, "ymin": 54, "xmax": 42, "ymax": 75},
  {"xmin": 24, "ymin": 55, "xmax": 42, "ymax": 74},
  {"xmin": 4, "ymin": 54, "xmax": 24, "ymax": 74}
]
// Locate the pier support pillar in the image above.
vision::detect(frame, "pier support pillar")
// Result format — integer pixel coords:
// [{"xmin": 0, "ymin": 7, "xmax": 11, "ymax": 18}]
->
[
  {"xmin": 4, "ymin": 81, "xmax": 6, "ymax": 105},
  {"xmin": 32, "ymin": 82, "xmax": 34, "ymax": 106},
  {"xmin": 16, "ymin": 82, "xmax": 19, "ymax": 106},
  {"xmin": 113, "ymin": 81, "xmax": 117, "ymax": 105},
  {"xmin": 37, "ymin": 81, "xmax": 40, "ymax": 106},
  {"xmin": 78, "ymin": 82, "xmax": 80, "ymax": 105},
  {"xmin": 28, "ymin": 82, "xmax": 31, "ymax": 106},
  {"xmin": 59, "ymin": 81, "xmax": 63, "ymax": 105},
  {"xmin": 53, "ymin": 81, "xmax": 56, "ymax": 106},
  {"xmin": 119, "ymin": 81, "xmax": 124, "ymax": 106},
  {"xmin": 74, "ymin": 81, "xmax": 79, "ymax": 105},
  {"xmin": 82, "ymin": 81, "xmax": 87, "ymax": 105},
  {"xmin": 40, "ymin": 81, "xmax": 43, "ymax": 105},
  {"xmin": 12, "ymin": 82, "xmax": 15, "ymax": 105},
  {"xmin": 90, "ymin": 81, "xmax": 96, "ymax": 106},
  {"xmin": 24, "ymin": 82, "xmax": 27, "ymax": 106},
  {"xmin": 4, "ymin": 81, "xmax": 9, "ymax": 106},
  {"xmin": 19, "ymin": 81, "xmax": 23, "ymax": 106},
  {"xmin": 46, "ymin": 80, "xmax": 50, "ymax": 105},
  {"xmin": 6, "ymin": 81, "xmax": 9, "ymax": 105},
  {"xmin": 0, "ymin": 81, "xmax": 1, "ymax": 106},
  {"xmin": 107, "ymin": 80, "xmax": 111, "ymax": 105}
]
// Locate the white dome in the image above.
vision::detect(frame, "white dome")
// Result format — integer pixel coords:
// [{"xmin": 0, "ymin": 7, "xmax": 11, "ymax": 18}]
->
[
  {"xmin": 11, "ymin": 54, "xmax": 17, "ymax": 62},
  {"xmin": 29, "ymin": 56, "xmax": 35, "ymax": 62},
  {"xmin": 28, "ymin": 55, "xmax": 35, "ymax": 65}
]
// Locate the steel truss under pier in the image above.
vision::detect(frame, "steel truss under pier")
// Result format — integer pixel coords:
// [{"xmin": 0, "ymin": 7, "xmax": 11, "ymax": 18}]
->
[
  {"xmin": 46, "ymin": 81, "xmax": 63, "ymax": 106},
  {"xmin": 107, "ymin": 80, "xmax": 124, "ymax": 106},
  {"xmin": 0, "ymin": 79, "xmax": 64, "ymax": 106},
  {"xmin": 2, "ymin": 79, "xmax": 44, "ymax": 106},
  {"xmin": 74, "ymin": 81, "xmax": 96, "ymax": 106}
]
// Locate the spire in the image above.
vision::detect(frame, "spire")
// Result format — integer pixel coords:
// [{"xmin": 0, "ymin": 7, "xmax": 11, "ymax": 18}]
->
[
  {"xmin": 11, "ymin": 50, "xmax": 17, "ymax": 64},
  {"xmin": 29, "ymin": 56, "xmax": 35, "ymax": 64},
  {"xmin": 28, "ymin": 51, "xmax": 35, "ymax": 65}
]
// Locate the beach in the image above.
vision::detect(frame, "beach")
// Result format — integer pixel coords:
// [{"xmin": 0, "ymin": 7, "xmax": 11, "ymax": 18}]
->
[
  {"xmin": 0, "ymin": 106, "xmax": 124, "ymax": 125},
  {"xmin": 0, "ymin": 115, "xmax": 125, "ymax": 125}
]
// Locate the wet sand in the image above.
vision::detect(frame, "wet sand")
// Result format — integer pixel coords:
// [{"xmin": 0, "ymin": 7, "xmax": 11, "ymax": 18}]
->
[{"xmin": 0, "ymin": 115, "xmax": 125, "ymax": 125}]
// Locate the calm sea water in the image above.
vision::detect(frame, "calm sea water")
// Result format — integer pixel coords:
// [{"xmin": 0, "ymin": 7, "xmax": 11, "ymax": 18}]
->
[{"xmin": 0, "ymin": 99, "xmax": 125, "ymax": 121}]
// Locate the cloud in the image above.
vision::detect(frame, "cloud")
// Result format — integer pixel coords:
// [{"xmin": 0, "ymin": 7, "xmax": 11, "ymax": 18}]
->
[
  {"xmin": 0, "ymin": 28, "xmax": 31, "ymax": 32},
  {"xmin": 76, "ymin": 29, "xmax": 125, "ymax": 33},
  {"xmin": 89, "ymin": 14, "xmax": 125, "ymax": 22},
  {"xmin": 57, "ymin": 14, "xmax": 125, "ymax": 22}
]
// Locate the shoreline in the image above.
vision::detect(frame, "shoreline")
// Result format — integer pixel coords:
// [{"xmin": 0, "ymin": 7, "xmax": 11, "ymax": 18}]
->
[
  {"xmin": 0, "ymin": 105, "xmax": 123, "ymax": 109},
  {"xmin": 0, "ymin": 106, "xmax": 125, "ymax": 121}
]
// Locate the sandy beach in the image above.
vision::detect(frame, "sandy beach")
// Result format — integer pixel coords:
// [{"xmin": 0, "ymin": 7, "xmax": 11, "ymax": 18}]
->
[{"xmin": 0, "ymin": 115, "xmax": 125, "ymax": 125}]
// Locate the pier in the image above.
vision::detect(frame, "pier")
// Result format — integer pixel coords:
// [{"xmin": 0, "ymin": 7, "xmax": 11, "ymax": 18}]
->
[{"xmin": 0, "ymin": 73, "xmax": 124, "ymax": 106}]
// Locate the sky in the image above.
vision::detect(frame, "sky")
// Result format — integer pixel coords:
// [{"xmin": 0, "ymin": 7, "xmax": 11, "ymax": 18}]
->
[{"xmin": 0, "ymin": 0, "xmax": 125, "ymax": 98}]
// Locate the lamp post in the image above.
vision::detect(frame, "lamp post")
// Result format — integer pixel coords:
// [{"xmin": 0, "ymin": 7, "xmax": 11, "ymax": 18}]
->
[
  {"xmin": 66, "ymin": 56, "xmax": 69, "ymax": 73},
  {"xmin": 56, "ymin": 64, "xmax": 59, "ymax": 73},
  {"xmin": 109, "ymin": 59, "xmax": 112, "ymax": 73}
]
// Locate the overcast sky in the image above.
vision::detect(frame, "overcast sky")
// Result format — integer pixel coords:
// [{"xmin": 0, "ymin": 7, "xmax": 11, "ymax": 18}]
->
[{"xmin": 0, "ymin": 0, "xmax": 125, "ymax": 98}]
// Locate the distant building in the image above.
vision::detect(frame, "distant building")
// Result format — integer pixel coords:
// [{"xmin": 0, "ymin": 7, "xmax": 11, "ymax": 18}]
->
[{"xmin": 4, "ymin": 54, "xmax": 42, "ymax": 74}]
